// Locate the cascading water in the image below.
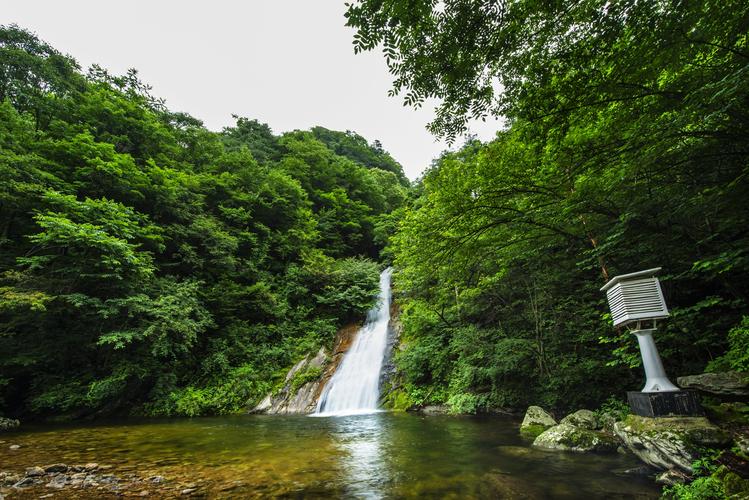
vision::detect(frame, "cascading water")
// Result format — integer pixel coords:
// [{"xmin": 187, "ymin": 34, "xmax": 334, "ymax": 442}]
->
[{"xmin": 314, "ymin": 267, "xmax": 393, "ymax": 417}]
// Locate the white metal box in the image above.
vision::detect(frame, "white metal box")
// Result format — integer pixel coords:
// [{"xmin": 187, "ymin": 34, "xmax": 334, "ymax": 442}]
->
[{"xmin": 601, "ymin": 268, "xmax": 669, "ymax": 327}]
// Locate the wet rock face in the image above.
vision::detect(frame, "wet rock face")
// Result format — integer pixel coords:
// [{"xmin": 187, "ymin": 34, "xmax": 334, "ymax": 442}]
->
[
  {"xmin": 614, "ymin": 415, "xmax": 731, "ymax": 473},
  {"xmin": 520, "ymin": 406, "xmax": 557, "ymax": 438},
  {"xmin": 677, "ymin": 371, "xmax": 749, "ymax": 397},
  {"xmin": 253, "ymin": 347, "xmax": 328, "ymax": 415},
  {"xmin": 251, "ymin": 323, "xmax": 361, "ymax": 415},
  {"xmin": 533, "ymin": 423, "xmax": 618, "ymax": 453},
  {"xmin": 0, "ymin": 418, "xmax": 20, "ymax": 432}
]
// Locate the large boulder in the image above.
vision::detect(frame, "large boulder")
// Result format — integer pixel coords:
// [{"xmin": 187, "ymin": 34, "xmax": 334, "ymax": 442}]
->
[
  {"xmin": 614, "ymin": 415, "xmax": 730, "ymax": 473},
  {"xmin": 520, "ymin": 406, "xmax": 557, "ymax": 438},
  {"xmin": 677, "ymin": 371, "xmax": 749, "ymax": 397},
  {"xmin": 0, "ymin": 417, "xmax": 20, "ymax": 431},
  {"xmin": 532, "ymin": 423, "xmax": 618, "ymax": 452},
  {"xmin": 560, "ymin": 409, "xmax": 598, "ymax": 430}
]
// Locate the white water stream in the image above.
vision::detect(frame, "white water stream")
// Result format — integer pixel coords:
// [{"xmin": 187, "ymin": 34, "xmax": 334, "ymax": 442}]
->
[{"xmin": 314, "ymin": 267, "xmax": 392, "ymax": 417}]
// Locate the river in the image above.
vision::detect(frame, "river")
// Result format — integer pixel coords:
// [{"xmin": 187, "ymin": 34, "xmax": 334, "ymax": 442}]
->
[{"xmin": 0, "ymin": 412, "xmax": 660, "ymax": 498}]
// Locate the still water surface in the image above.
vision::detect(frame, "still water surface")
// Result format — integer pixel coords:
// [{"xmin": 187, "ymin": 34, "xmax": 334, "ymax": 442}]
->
[{"xmin": 1, "ymin": 413, "xmax": 660, "ymax": 498}]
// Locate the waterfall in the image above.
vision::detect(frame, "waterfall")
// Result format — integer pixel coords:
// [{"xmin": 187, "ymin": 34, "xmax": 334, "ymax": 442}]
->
[{"xmin": 314, "ymin": 267, "xmax": 392, "ymax": 416}]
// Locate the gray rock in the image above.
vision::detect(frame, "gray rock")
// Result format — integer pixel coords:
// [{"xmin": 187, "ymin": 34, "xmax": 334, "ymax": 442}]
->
[
  {"xmin": 614, "ymin": 415, "xmax": 730, "ymax": 473},
  {"xmin": 419, "ymin": 405, "xmax": 449, "ymax": 415},
  {"xmin": 532, "ymin": 423, "xmax": 619, "ymax": 452},
  {"xmin": 677, "ymin": 371, "xmax": 749, "ymax": 396},
  {"xmin": 44, "ymin": 463, "xmax": 68, "ymax": 473},
  {"xmin": 0, "ymin": 417, "xmax": 19, "ymax": 432},
  {"xmin": 13, "ymin": 476, "xmax": 37, "ymax": 488},
  {"xmin": 46, "ymin": 474, "xmax": 68, "ymax": 489},
  {"xmin": 25, "ymin": 466, "xmax": 45, "ymax": 477},
  {"xmin": 82, "ymin": 477, "xmax": 99, "ymax": 487},
  {"xmin": 520, "ymin": 406, "xmax": 556, "ymax": 437},
  {"xmin": 656, "ymin": 468, "xmax": 691, "ymax": 486},
  {"xmin": 2, "ymin": 473, "xmax": 20, "ymax": 486},
  {"xmin": 560, "ymin": 409, "xmax": 598, "ymax": 430},
  {"xmin": 8, "ymin": 444, "xmax": 20, "ymax": 450}
]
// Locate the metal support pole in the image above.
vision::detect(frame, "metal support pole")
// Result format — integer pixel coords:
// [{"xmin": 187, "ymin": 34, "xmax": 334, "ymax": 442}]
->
[{"xmin": 632, "ymin": 329, "xmax": 679, "ymax": 392}]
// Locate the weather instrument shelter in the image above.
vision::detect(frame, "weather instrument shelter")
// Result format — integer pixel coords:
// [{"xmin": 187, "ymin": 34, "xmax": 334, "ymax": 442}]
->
[{"xmin": 601, "ymin": 268, "xmax": 702, "ymax": 417}]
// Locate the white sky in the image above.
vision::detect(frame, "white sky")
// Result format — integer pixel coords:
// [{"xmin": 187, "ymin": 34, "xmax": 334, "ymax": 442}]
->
[{"xmin": 4, "ymin": 0, "xmax": 501, "ymax": 180}]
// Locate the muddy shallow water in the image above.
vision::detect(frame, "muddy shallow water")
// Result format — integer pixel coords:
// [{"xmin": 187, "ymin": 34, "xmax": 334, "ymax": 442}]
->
[{"xmin": 0, "ymin": 413, "xmax": 660, "ymax": 498}]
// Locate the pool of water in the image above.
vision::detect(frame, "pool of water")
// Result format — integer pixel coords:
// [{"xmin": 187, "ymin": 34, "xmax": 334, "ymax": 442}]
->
[{"xmin": 0, "ymin": 413, "xmax": 660, "ymax": 498}]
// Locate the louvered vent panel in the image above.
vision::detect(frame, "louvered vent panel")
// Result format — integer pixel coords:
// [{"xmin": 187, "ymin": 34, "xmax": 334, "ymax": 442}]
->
[{"xmin": 606, "ymin": 277, "xmax": 669, "ymax": 327}]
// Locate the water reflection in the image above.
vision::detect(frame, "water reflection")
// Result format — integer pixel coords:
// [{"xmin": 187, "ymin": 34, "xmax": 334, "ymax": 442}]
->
[{"xmin": 332, "ymin": 413, "xmax": 390, "ymax": 499}]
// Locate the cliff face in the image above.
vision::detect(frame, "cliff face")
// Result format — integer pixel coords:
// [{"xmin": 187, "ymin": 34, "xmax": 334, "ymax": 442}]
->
[
  {"xmin": 252, "ymin": 297, "xmax": 403, "ymax": 415},
  {"xmin": 251, "ymin": 323, "xmax": 360, "ymax": 415}
]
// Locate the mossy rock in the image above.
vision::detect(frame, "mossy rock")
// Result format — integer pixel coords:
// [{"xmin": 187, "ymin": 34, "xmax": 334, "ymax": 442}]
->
[
  {"xmin": 520, "ymin": 406, "xmax": 556, "ymax": 437},
  {"xmin": 716, "ymin": 465, "xmax": 749, "ymax": 498},
  {"xmin": 560, "ymin": 409, "xmax": 598, "ymax": 430},
  {"xmin": 705, "ymin": 402, "xmax": 749, "ymax": 427},
  {"xmin": 677, "ymin": 372, "xmax": 749, "ymax": 397},
  {"xmin": 614, "ymin": 415, "xmax": 731, "ymax": 473},
  {"xmin": 533, "ymin": 423, "xmax": 618, "ymax": 453},
  {"xmin": 290, "ymin": 366, "xmax": 323, "ymax": 396},
  {"xmin": 520, "ymin": 423, "xmax": 548, "ymax": 440},
  {"xmin": 381, "ymin": 388, "xmax": 413, "ymax": 411}
]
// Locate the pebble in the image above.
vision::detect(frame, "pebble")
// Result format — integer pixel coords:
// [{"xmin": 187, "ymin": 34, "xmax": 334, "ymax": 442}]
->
[
  {"xmin": 13, "ymin": 476, "xmax": 36, "ymax": 487},
  {"xmin": 139, "ymin": 491, "xmax": 150, "ymax": 496},
  {"xmin": 181, "ymin": 488, "xmax": 197, "ymax": 495},
  {"xmin": 84, "ymin": 462, "xmax": 99, "ymax": 471},
  {"xmin": 46, "ymin": 475, "xmax": 67, "ymax": 489},
  {"xmin": 8, "ymin": 445, "xmax": 20, "ymax": 450},
  {"xmin": 25, "ymin": 466, "xmax": 45, "ymax": 477},
  {"xmin": 44, "ymin": 463, "xmax": 68, "ymax": 473},
  {"xmin": 149, "ymin": 475, "xmax": 166, "ymax": 484}
]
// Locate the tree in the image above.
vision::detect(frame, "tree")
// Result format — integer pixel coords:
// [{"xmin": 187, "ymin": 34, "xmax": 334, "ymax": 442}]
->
[{"xmin": 345, "ymin": 1, "xmax": 749, "ymax": 142}]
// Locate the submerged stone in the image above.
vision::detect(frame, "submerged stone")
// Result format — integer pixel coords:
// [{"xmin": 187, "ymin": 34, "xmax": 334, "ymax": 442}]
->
[
  {"xmin": 44, "ymin": 463, "xmax": 68, "ymax": 473},
  {"xmin": 532, "ymin": 423, "xmax": 618, "ymax": 452},
  {"xmin": 613, "ymin": 415, "xmax": 730, "ymax": 472},
  {"xmin": 25, "ymin": 466, "xmax": 45, "ymax": 477}
]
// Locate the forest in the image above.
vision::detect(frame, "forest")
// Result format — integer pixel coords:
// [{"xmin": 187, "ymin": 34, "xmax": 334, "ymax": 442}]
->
[
  {"xmin": 361, "ymin": 0, "xmax": 749, "ymax": 414},
  {"xmin": 1, "ymin": 0, "xmax": 748, "ymax": 423},
  {"xmin": 0, "ymin": 24, "xmax": 407, "ymax": 418}
]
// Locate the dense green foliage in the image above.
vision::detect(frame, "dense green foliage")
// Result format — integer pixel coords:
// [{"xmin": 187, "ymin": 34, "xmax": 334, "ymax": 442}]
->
[
  {"xmin": 352, "ymin": 1, "xmax": 749, "ymax": 413},
  {"xmin": 0, "ymin": 25, "xmax": 407, "ymax": 419}
]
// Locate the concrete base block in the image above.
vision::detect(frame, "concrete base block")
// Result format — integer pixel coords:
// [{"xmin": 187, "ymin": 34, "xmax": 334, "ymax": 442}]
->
[{"xmin": 627, "ymin": 390, "xmax": 703, "ymax": 417}]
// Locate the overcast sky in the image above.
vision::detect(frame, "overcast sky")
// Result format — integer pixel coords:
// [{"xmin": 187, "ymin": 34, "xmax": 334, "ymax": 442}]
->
[{"xmin": 4, "ymin": 1, "xmax": 501, "ymax": 180}]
